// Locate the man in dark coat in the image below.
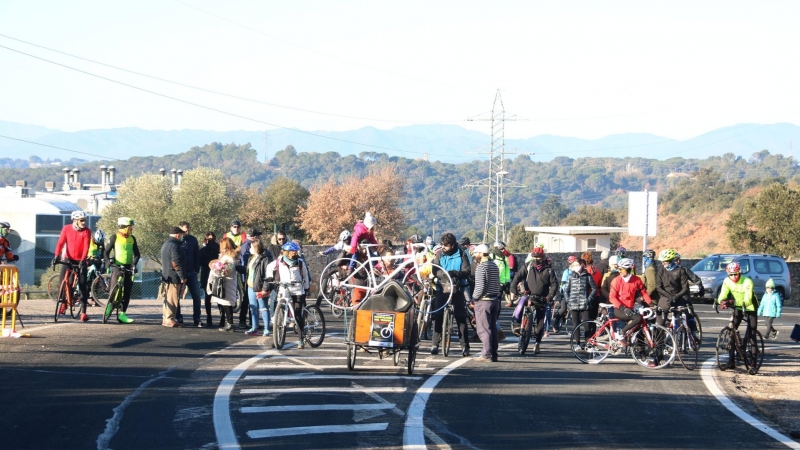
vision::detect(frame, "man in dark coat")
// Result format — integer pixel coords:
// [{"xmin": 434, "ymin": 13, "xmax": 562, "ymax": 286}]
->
[
  {"xmin": 161, "ymin": 226, "xmax": 186, "ymax": 328},
  {"xmin": 178, "ymin": 221, "xmax": 203, "ymax": 326},
  {"xmin": 199, "ymin": 232, "xmax": 219, "ymax": 327}
]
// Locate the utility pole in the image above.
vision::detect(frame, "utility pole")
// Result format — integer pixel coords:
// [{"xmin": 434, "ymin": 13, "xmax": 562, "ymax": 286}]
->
[{"xmin": 464, "ymin": 90, "xmax": 527, "ymax": 244}]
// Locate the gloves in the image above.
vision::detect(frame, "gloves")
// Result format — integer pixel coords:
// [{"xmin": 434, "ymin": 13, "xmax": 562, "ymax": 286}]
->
[
  {"xmin": 52, "ymin": 256, "xmax": 60, "ymax": 269},
  {"xmin": 447, "ymin": 270, "xmax": 460, "ymax": 280},
  {"xmin": 304, "ymin": 289, "xmax": 310, "ymax": 297},
  {"xmin": 12, "ymin": 254, "xmax": 19, "ymax": 261}
]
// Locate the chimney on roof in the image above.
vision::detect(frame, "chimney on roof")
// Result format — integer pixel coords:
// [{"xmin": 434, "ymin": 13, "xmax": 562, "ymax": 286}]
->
[
  {"xmin": 159, "ymin": 168, "xmax": 166, "ymax": 177},
  {"xmin": 63, "ymin": 168, "xmax": 71, "ymax": 190},
  {"xmin": 107, "ymin": 166, "xmax": 116, "ymax": 185},
  {"xmin": 45, "ymin": 181, "xmax": 55, "ymax": 192},
  {"xmin": 15, "ymin": 180, "xmax": 27, "ymax": 187},
  {"xmin": 176, "ymin": 169, "xmax": 183, "ymax": 186},
  {"xmin": 100, "ymin": 165, "xmax": 108, "ymax": 187},
  {"xmin": 71, "ymin": 168, "xmax": 80, "ymax": 187},
  {"xmin": 171, "ymin": 168, "xmax": 177, "ymax": 185}
]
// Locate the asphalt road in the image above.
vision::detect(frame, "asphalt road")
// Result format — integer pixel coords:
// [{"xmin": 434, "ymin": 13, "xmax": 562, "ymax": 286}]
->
[{"xmin": 2, "ymin": 299, "xmax": 799, "ymax": 449}]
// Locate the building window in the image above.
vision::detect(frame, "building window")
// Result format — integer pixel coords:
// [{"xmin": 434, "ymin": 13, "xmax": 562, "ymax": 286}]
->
[
  {"xmin": 586, "ymin": 238, "xmax": 597, "ymax": 251},
  {"xmin": 550, "ymin": 238, "xmax": 564, "ymax": 252},
  {"xmin": 36, "ymin": 215, "xmax": 66, "ymax": 234}
]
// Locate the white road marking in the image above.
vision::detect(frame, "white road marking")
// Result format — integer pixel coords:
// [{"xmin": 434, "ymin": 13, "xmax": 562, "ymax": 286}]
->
[
  {"xmin": 245, "ymin": 374, "xmax": 422, "ymax": 381},
  {"xmin": 267, "ymin": 355, "xmax": 348, "ymax": 359},
  {"xmin": 247, "ymin": 423, "xmax": 388, "ymax": 438},
  {"xmin": 15, "ymin": 322, "xmax": 76, "ymax": 333},
  {"xmin": 241, "ymin": 403, "xmax": 396, "ymax": 413},
  {"xmin": 214, "ymin": 344, "xmax": 295, "ymax": 450},
  {"xmin": 241, "ymin": 386, "xmax": 407, "ymax": 394},
  {"xmin": 403, "ymin": 357, "xmax": 472, "ymax": 449},
  {"xmin": 256, "ymin": 363, "xmax": 437, "ymax": 371},
  {"xmin": 97, "ymin": 367, "xmax": 176, "ymax": 450},
  {"xmin": 700, "ymin": 358, "xmax": 800, "ymax": 449}
]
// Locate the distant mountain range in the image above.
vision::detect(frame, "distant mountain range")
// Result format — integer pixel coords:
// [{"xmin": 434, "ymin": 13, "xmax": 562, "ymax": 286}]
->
[{"xmin": 0, "ymin": 119, "xmax": 797, "ymax": 164}]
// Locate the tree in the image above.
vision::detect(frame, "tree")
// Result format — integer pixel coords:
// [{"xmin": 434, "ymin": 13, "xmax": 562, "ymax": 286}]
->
[
  {"xmin": 300, "ymin": 167, "xmax": 406, "ymax": 244},
  {"xmin": 170, "ymin": 167, "xmax": 244, "ymax": 237},
  {"xmin": 562, "ymin": 206, "xmax": 620, "ymax": 227},
  {"xmin": 238, "ymin": 177, "xmax": 309, "ymax": 237},
  {"xmin": 725, "ymin": 182, "xmax": 800, "ymax": 258},
  {"xmin": 506, "ymin": 223, "xmax": 536, "ymax": 253},
  {"xmin": 98, "ymin": 173, "xmax": 173, "ymax": 263},
  {"xmin": 538, "ymin": 195, "xmax": 570, "ymax": 226}
]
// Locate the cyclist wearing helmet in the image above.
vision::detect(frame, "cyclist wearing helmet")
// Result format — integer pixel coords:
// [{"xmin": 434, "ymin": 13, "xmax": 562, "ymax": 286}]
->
[
  {"xmin": 103, "ymin": 217, "xmax": 140, "ymax": 324},
  {"xmin": 0, "ymin": 222, "xmax": 19, "ymax": 262},
  {"xmin": 654, "ymin": 248, "xmax": 689, "ymax": 326},
  {"xmin": 490, "ymin": 242, "xmax": 512, "ymax": 306},
  {"xmin": 509, "ymin": 245, "xmax": 559, "ymax": 354},
  {"xmin": 320, "ymin": 230, "xmax": 352, "ymax": 257},
  {"xmin": 641, "ymin": 249, "xmax": 659, "ymax": 304},
  {"xmin": 716, "ymin": 261, "xmax": 757, "ymax": 331},
  {"xmin": 609, "ymin": 258, "xmax": 653, "ymax": 349},
  {"xmin": 264, "ymin": 241, "xmax": 311, "ymax": 348},
  {"xmin": 54, "ymin": 210, "xmax": 92, "ymax": 321}
]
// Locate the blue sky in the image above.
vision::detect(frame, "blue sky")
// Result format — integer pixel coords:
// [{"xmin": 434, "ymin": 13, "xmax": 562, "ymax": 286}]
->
[{"xmin": 1, "ymin": 1, "xmax": 799, "ymax": 140}]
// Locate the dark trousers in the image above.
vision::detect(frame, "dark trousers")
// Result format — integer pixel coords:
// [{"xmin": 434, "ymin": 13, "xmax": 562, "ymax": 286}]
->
[
  {"xmin": 179, "ymin": 271, "xmax": 203, "ymax": 324},
  {"xmin": 570, "ymin": 309, "xmax": 591, "ymax": 343},
  {"xmin": 765, "ymin": 317, "xmax": 777, "ymax": 336},
  {"xmin": 615, "ymin": 306, "xmax": 642, "ymax": 335},
  {"xmin": 201, "ymin": 273, "xmax": 213, "ymax": 325},
  {"xmin": 474, "ymin": 299, "xmax": 499, "ymax": 359},
  {"xmin": 531, "ymin": 304, "xmax": 546, "ymax": 344},
  {"xmin": 431, "ymin": 289, "xmax": 470, "ymax": 351},
  {"xmin": 219, "ymin": 305, "xmax": 233, "ymax": 326},
  {"xmin": 732, "ymin": 309, "xmax": 758, "ymax": 332},
  {"xmin": 238, "ymin": 276, "xmax": 250, "ymax": 324},
  {"xmin": 108, "ymin": 266, "xmax": 134, "ymax": 311},
  {"xmin": 59, "ymin": 261, "xmax": 88, "ymax": 314},
  {"xmin": 292, "ymin": 295, "xmax": 307, "ymax": 340}
]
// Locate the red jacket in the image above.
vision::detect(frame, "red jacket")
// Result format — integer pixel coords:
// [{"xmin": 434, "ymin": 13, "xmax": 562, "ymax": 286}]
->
[
  {"xmin": 609, "ymin": 275, "xmax": 652, "ymax": 310},
  {"xmin": 55, "ymin": 225, "xmax": 91, "ymax": 262},
  {"xmin": 586, "ymin": 264, "xmax": 603, "ymax": 289},
  {"xmin": 348, "ymin": 221, "xmax": 377, "ymax": 254},
  {"xmin": 0, "ymin": 236, "xmax": 14, "ymax": 261}
]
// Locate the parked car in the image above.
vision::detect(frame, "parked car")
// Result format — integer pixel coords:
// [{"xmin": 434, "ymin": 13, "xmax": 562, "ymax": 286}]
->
[{"xmin": 691, "ymin": 254, "xmax": 791, "ymax": 302}]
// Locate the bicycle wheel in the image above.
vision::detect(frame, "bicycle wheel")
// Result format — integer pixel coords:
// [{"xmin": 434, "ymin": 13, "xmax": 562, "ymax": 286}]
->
[
  {"xmin": 408, "ymin": 322, "xmax": 418, "ymax": 375},
  {"xmin": 69, "ymin": 280, "xmax": 82, "ymax": 319},
  {"xmin": 417, "ymin": 297, "xmax": 430, "ymax": 341},
  {"xmin": 518, "ymin": 310, "xmax": 533, "ymax": 355},
  {"xmin": 393, "ymin": 348, "xmax": 401, "ymax": 366},
  {"xmin": 442, "ymin": 307, "xmax": 453, "ymax": 357},
  {"xmin": 47, "ymin": 273, "xmax": 60, "ymax": 302},
  {"xmin": 318, "ymin": 258, "xmax": 368, "ymax": 306},
  {"xmin": 715, "ymin": 327, "xmax": 734, "ymax": 371},
  {"xmin": 571, "ymin": 320, "xmax": 611, "ymax": 364},
  {"xmin": 330, "ymin": 290, "xmax": 348, "ymax": 318},
  {"xmin": 304, "ymin": 305, "xmax": 326, "ymax": 348},
  {"xmin": 346, "ymin": 319, "xmax": 357, "ymax": 370},
  {"xmin": 744, "ymin": 330, "xmax": 764, "ymax": 375},
  {"xmin": 273, "ymin": 303, "xmax": 286, "ymax": 349},
  {"xmin": 53, "ymin": 279, "xmax": 69, "ymax": 323},
  {"xmin": 91, "ymin": 274, "xmax": 110, "ymax": 308},
  {"xmin": 631, "ymin": 324, "xmax": 675, "ymax": 369},
  {"xmin": 675, "ymin": 325, "xmax": 699, "ymax": 371},
  {"xmin": 693, "ymin": 313, "xmax": 703, "ymax": 341},
  {"xmin": 103, "ymin": 286, "xmax": 120, "ymax": 324}
]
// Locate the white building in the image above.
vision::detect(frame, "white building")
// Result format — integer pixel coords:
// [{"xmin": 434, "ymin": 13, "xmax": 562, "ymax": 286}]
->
[{"xmin": 524, "ymin": 226, "xmax": 629, "ymax": 253}]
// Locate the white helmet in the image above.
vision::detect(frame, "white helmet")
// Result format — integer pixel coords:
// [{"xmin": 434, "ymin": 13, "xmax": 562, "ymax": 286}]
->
[
  {"xmin": 338, "ymin": 230, "xmax": 351, "ymax": 242},
  {"xmin": 609, "ymin": 255, "xmax": 619, "ymax": 266},
  {"xmin": 617, "ymin": 258, "xmax": 635, "ymax": 269},
  {"xmin": 93, "ymin": 229, "xmax": 105, "ymax": 244},
  {"xmin": 472, "ymin": 244, "xmax": 490, "ymax": 255},
  {"xmin": 71, "ymin": 211, "xmax": 86, "ymax": 220}
]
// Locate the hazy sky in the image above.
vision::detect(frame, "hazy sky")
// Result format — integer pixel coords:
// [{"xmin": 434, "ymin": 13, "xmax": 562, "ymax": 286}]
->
[{"xmin": 1, "ymin": 1, "xmax": 799, "ymax": 140}]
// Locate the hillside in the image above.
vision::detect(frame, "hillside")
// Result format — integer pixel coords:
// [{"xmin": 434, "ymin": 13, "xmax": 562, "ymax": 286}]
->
[{"xmin": 619, "ymin": 209, "xmax": 735, "ymax": 258}]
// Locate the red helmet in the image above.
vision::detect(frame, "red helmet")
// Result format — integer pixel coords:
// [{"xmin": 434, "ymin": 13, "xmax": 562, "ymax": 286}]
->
[
  {"xmin": 531, "ymin": 246, "xmax": 545, "ymax": 256},
  {"xmin": 567, "ymin": 255, "xmax": 578, "ymax": 264},
  {"xmin": 726, "ymin": 262, "xmax": 741, "ymax": 274}
]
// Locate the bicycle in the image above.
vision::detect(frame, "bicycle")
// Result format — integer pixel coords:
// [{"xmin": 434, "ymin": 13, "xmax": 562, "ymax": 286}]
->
[
  {"xmin": 441, "ymin": 301, "xmax": 456, "ymax": 356},
  {"xmin": 570, "ymin": 303, "xmax": 676, "ymax": 368},
  {"xmin": 53, "ymin": 260, "xmax": 84, "ymax": 322},
  {"xmin": 415, "ymin": 278, "xmax": 435, "ymax": 341},
  {"xmin": 669, "ymin": 305, "xmax": 701, "ymax": 370},
  {"xmin": 715, "ymin": 301, "xmax": 764, "ymax": 375},
  {"xmin": 103, "ymin": 265, "xmax": 134, "ymax": 324},
  {"xmin": 516, "ymin": 295, "xmax": 540, "ymax": 355},
  {"xmin": 320, "ymin": 265, "xmax": 352, "ymax": 318},
  {"xmin": 271, "ymin": 281, "xmax": 326, "ymax": 350},
  {"xmin": 318, "ymin": 243, "xmax": 453, "ymax": 320},
  {"xmin": 49, "ymin": 261, "xmax": 109, "ymax": 307}
]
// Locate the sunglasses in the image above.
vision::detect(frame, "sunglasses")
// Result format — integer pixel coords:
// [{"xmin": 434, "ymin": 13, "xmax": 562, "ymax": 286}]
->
[
  {"xmin": 277, "ymin": 237, "xmax": 286, "ymax": 241},
  {"xmin": 231, "ymin": 225, "xmax": 239, "ymax": 229},
  {"xmin": 728, "ymin": 273, "xmax": 740, "ymax": 277},
  {"xmin": 78, "ymin": 219, "xmax": 86, "ymax": 223}
]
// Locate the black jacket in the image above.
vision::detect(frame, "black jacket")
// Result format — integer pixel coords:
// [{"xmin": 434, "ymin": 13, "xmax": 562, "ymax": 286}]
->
[
  {"xmin": 161, "ymin": 237, "xmax": 186, "ymax": 283},
  {"xmin": 199, "ymin": 240, "xmax": 220, "ymax": 285},
  {"xmin": 250, "ymin": 250, "xmax": 273, "ymax": 293},
  {"xmin": 656, "ymin": 265, "xmax": 689, "ymax": 309},
  {"xmin": 565, "ymin": 269, "xmax": 597, "ymax": 311},
  {"xmin": 510, "ymin": 262, "xmax": 558, "ymax": 304},
  {"xmin": 181, "ymin": 234, "xmax": 201, "ymax": 273}
]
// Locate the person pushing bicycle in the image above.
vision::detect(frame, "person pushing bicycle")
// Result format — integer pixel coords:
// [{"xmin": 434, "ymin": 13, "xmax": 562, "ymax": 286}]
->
[
  {"xmin": 54, "ymin": 211, "xmax": 92, "ymax": 322},
  {"xmin": 103, "ymin": 217, "xmax": 140, "ymax": 324},
  {"xmin": 715, "ymin": 262, "xmax": 757, "ymax": 368},
  {"xmin": 264, "ymin": 241, "xmax": 311, "ymax": 348}
]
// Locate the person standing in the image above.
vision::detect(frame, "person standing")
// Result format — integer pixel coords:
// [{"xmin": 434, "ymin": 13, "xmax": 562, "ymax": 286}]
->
[
  {"xmin": 265, "ymin": 230, "xmax": 288, "ymax": 325},
  {"xmin": 244, "ymin": 237, "xmax": 271, "ymax": 336},
  {"xmin": 103, "ymin": 217, "xmax": 140, "ymax": 324},
  {"xmin": 199, "ymin": 232, "xmax": 219, "ymax": 327},
  {"xmin": 758, "ymin": 278, "xmax": 782, "ymax": 340},
  {"xmin": 565, "ymin": 257, "xmax": 598, "ymax": 351},
  {"xmin": 264, "ymin": 242, "xmax": 311, "ymax": 348},
  {"xmin": 471, "ymin": 244, "xmax": 501, "ymax": 362},
  {"xmin": 209, "ymin": 237, "xmax": 240, "ymax": 332},
  {"xmin": 430, "ymin": 233, "xmax": 472, "ymax": 357},
  {"xmin": 54, "ymin": 211, "xmax": 92, "ymax": 322},
  {"xmin": 177, "ymin": 221, "xmax": 204, "ymax": 327},
  {"xmin": 161, "ymin": 227, "xmax": 186, "ymax": 328},
  {"xmin": 510, "ymin": 246, "xmax": 558, "ymax": 354}
]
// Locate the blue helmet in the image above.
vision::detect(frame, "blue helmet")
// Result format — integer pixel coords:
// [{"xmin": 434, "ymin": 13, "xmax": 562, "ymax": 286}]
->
[{"xmin": 281, "ymin": 242, "xmax": 300, "ymax": 252}]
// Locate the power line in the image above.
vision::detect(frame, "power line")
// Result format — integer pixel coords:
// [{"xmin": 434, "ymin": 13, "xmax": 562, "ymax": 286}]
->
[
  {"xmin": 0, "ymin": 32, "xmax": 465, "ymax": 125},
  {"xmin": 0, "ymin": 134, "xmax": 120, "ymax": 160},
  {"xmin": 0, "ymin": 44, "xmax": 481, "ymax": 160}
]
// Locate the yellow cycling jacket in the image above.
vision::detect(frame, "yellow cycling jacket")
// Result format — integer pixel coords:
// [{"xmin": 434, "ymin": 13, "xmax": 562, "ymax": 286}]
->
[{"xmin": 717, "ymin": 276, "xmax": 755, "ymax": 312}]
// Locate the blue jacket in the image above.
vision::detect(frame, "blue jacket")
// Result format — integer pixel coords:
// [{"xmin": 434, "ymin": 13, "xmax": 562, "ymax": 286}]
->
[
  {"xmin": 181, "ymin": 234, "xmax": 201, "ymax": 273},
  {"xmin": 757, "ymin": 291, "xmax": 782, "ymax": 318},
  {"xmin": 432, "ymin": 248, "xmax": 471, "ymax": 289}
]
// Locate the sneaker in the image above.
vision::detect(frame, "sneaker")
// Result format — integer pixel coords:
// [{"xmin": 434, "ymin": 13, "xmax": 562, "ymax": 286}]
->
[
  {"xmin": 534, "ymin": 344, "xmax": 541, "ymax": 354},
  {"xmin": 80, "ymin": 313, "xmax": 89, "ymax": 322},
  {"xmin": 773, "ymin": 331, "xmax": 780, "ymax": 340},
  {"xmin": 647, "ymin": 358, "xmax": 657, "ymax": 368},
  {"xmin": 298, "ymin": 341, "xmax": 306, "ymax": 349},
  {"xmin": 462, "ymin": 349, "xmax": 470, "ymax": 357},
  {"xmin": 543, "ymin": 332, "xmax": 550, "ymax": 338},
  {"xmin": 245, "ymin": 329, "xmax": 259, "ymax": 336},
  {"xmin": 197, "ymin": 322, "xmax": 205, "ymax": 328},
  {"xmin": 573, "ymin": 345, "xmax": 584, "ymax": 353},
  {"xmin": 430, "ymin": 346, "xmax": 439, "ymax": 355},
  {"xmin": 473, "ymin": 355, "xmax": 491, "ymax": 362},
  {"xmin": 512, "ymin": 325, "xmax": 521, "ymax": 336},
  {"xmin": 117, "ymin": 312, "xmax": 134, "ymax": 324}
]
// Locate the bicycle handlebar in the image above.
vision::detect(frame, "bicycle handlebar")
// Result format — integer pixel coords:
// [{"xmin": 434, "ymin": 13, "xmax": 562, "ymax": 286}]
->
[
  {"xmin": 638, "ymin": 307, "xmax": 656, "ymax": 320},
  {"xmin": 110, "ymin": 264, "xmax": 136, "ymax": 273}
]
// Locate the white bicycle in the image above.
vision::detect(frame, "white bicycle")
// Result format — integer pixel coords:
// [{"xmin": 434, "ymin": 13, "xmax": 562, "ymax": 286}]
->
[
  {"xmin": 318, "ymin": 243, "xmax": 453, "ymax": 316},
  {"xmin": 271, "ymin": 281, "xmax": 326, "ymax": 349}
]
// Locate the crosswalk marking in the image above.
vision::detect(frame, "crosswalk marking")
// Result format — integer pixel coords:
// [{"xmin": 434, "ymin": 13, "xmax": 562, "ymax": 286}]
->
[
  {"xmin": 245, "ymin": 374, "xmax": 422, "ymax": 381},
  {"xmin": 241, "ymin": 403, "xmax": 396, "ymax": 413},
  {"xmin": 247, "ymin": 423, "xmax": 389, "ymax": 438},
  {"xmin": 241, "ymin": 386, "xmax": 407, "ymax": 394},
  {"xmin": 255, "ymin": 364, "xmax": 437, "ymax": 371}
]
